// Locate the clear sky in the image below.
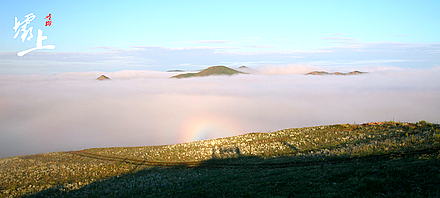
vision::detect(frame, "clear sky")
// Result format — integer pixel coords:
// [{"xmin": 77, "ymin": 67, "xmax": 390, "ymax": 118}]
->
[{"xmin": 1, "ymin": 0, "xmax": 439, "ymax": 74}]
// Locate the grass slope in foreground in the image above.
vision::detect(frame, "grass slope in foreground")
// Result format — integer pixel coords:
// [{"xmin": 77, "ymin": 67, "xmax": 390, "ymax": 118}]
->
[
  {"xmin": 1, "ymin": 121, "xmax": 440, "ymax": 197},
  {"xmin": 170, "ymin": 66, "xmax": 245, "ymax": 78}
]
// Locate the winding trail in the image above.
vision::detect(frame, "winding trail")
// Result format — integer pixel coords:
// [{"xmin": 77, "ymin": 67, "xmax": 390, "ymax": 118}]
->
[{"xmin": 69, "ymin": 147, "xmax": 440, "ymax": 169}]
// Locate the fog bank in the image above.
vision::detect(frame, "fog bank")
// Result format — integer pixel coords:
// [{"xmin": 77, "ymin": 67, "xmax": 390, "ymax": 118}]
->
[{"xmin": 1, "ymin": 68, "xmax": 439, "ymax": 158}]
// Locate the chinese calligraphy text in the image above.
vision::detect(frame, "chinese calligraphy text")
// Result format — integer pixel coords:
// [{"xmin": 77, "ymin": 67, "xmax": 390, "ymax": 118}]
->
[
  {"xmin": 13, "ymin": 13, "xmax": 55, "ymax": 56},
  {"xmin": 13, "ymin": 13, "xmax": 35, "ymax": 42},
  {"xmin": 44, "ymin": 13, "xmax": 52, "ymax": 26}
]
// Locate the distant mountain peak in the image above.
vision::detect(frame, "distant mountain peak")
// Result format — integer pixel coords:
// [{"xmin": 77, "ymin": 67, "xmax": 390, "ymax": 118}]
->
[
  {"xmin": 171, "ymin": 66, "xmax": 246, "ymax": 78},
  {"xmin": 306, "ymin": 70, "xmax": 368, "ymax": 75},
  {"xmin": 96, "ymin": 75, "xmax": 111, "ymax": 80},
  {"xmin": 167, "ymin": 69, "xmax": 185, "ymax": 72}
]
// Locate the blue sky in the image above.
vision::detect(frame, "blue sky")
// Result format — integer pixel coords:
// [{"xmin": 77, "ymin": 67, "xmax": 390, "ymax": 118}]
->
[{"xmin": 1, "ymin": 0, "xmax": 440, "ymax": 74}]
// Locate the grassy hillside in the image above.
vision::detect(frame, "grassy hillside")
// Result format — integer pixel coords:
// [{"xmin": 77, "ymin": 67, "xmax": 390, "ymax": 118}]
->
[
  {"xmin": 1, "ymin": 121, "xmax": 439, "ymax": 197},
  {"xmin": 171, "ymin": 66, "xmax": 245, "ymax": 78}
]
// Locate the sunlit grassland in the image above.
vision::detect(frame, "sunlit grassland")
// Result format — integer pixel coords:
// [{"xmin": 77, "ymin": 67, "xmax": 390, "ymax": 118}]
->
[{"xmin": 1, "ymin": 120, "xmax": 439, "ymax": 197}]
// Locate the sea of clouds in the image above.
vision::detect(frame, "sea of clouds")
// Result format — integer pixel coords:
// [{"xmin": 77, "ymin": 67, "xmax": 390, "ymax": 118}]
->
[{"xmin": 1, "ymin": 66, "xmax": 439, "ymax": 158}]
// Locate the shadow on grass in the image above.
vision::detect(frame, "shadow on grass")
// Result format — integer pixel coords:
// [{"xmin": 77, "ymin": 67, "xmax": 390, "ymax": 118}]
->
[
  {"xmin": 21, "ymin": 123, "xmax": 440, "ymax": 197},
  {"xmin": 23, "ymin": 145, "xmax": 440, "ymax": 198}
]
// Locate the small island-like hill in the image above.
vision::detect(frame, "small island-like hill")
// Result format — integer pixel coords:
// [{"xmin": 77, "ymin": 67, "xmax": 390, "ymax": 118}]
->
[
  {"xmin": 171, "ymin": 66, "xmax": 246, "ymax": 78},
  {"xmin": 306, "ymin": 70, "xmax": 368, "ymax": 75},
  {"xmin": 96, "ymin": 75, "xmax": 111, "ymax": 80}
]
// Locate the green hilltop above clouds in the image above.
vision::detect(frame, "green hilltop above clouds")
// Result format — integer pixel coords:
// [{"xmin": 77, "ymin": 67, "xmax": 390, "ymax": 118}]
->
[
  {"xmin": 98, "ymin": 67, "xmax": 369, "ymax": 80},
  {"xmin": 306, "ymin": 71, "xmax": 368, "ymax": 75},
  {"xmin": 169, "ymin": 66, "xmax": 368, "ymax": 79},
  {"xmin": 170, "ymin": 66, "xmax": 247, "ymax": 79}
]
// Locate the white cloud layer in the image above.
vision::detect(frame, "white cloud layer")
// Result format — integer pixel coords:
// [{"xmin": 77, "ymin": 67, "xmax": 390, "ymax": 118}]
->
[
  {"xmin": 1, "ymin": 68, "xmax": 440, "ymax": 158},
  {"xmin": 257, "ymin": 64, "xmax": 320, "ymax": 75}
]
